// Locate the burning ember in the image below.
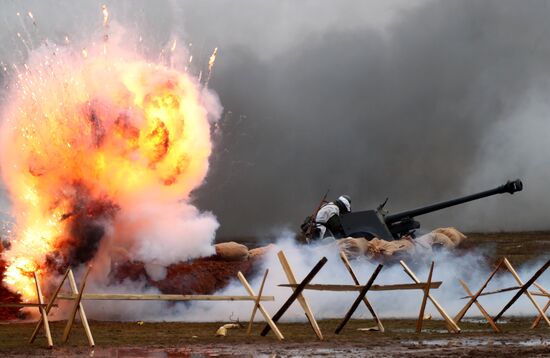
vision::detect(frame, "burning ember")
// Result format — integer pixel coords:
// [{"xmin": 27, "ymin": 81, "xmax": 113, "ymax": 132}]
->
[{"xmin": 0, "ymin": 16, "xmax": 221, "ymax": 301}]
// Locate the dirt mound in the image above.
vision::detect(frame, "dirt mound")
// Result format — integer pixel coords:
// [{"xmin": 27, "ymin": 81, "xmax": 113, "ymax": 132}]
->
[{"xmin": 110, "ymin": 254, "xmax": 261, "ymax": 294}]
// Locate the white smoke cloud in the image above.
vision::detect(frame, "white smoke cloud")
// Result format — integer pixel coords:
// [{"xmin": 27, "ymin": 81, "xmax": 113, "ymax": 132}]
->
[
  {"xmin": 459, "ymin": 81, "xmax": 550, "ymax": 231},
  {"xmin": 81, "ymin": 235, "xmax": 549, "ymax": 323}
]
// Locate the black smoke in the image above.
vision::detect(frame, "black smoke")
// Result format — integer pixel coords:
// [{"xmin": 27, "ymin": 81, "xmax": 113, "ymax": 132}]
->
[{"xmin": 45, "ymin": 183, "xmax": 119, "ymax": 273}]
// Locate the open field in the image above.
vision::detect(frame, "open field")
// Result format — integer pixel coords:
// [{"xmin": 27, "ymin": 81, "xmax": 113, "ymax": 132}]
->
[
  {"xmin": 0, "ymin": 318, "xmax": 548, "ymax": 357},
  {"xmin": 461, "ymin": 231, "xmax": 550, "ymax": 266}
]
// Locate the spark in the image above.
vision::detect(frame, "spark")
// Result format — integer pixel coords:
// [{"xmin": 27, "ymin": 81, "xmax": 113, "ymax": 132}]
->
[
  {"xmin": 101, "ymin": 4, "xmax": 109, "ymax": 27},
  {"xmin": 208, "ymin": 47, "xmax": 218, "ymax": 73}
]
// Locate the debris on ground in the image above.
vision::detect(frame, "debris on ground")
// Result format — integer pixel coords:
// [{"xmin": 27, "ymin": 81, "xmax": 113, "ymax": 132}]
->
[{"xmin": 215, "ymin": 323, "xmax": 241, "ymax": 337}]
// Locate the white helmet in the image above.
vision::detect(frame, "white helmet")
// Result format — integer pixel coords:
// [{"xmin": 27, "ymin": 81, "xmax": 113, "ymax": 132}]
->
[{"xmin": 336, "ymin": 195, "xmax": 351, "ymax": 213}]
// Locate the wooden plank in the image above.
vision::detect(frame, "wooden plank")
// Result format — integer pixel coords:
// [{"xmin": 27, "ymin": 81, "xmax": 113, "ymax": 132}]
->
[
  {"xmin": 459, "ymin": 286, "xmax": 520, "ymax": 299},
  {"xmin": 340, "ymin": 251, "xmax": 384, "ymax": 332},
  {"xmin": 247, "ymin": 269, "xmax": 269, "ymax": 335},
  {"xmin": 0, "ymin": 303, "xmax": 53, "ymax": 307},
  {"xmin": 63, "ymin": 267, "xmax": 91, "ymax": 343},
  {"xmin": 278, "ymin": 282, "xmax": 442, "ymax": 291},
  {"xmin": 260, "ymin": 255, "xmax": 327, "ymax": 338},
  {"xmin": 416, "ymin": 262, "xmax": 434, "ymax": 333},
  {"xmin": 30, "ymin": 268, "xmax": 70, "ymax": 343},
  {"xmin": 67, "ymin": 269, "xmax": 95, "ymax": 347},
  {"xmin": 237, "ymin": 271, "xmax": 284, "ymax": 341},
  {"xmin": 400, "ymin": 260, "xmax": 461, "ymax": 333},
  {"xmin": 33, "ymin": 272, "xmax": 53, "ymax": 348},
  {"xmin": 56, "ymin": 293, "xmax": 275, "ymax": 301},
  {"xmin": 455, "ymin": 259, "xmax": 503, "ymax": 321},
  {"xmin": 458, "ymin": 280, "xmax": 501, "ymax": 333},
  {"xmin": 276, "ymin": 251, "xmax": 324, "ymax": 340},
  {"xmin": 335, "ymin": 264, "xmax": 383, "ymax": 334},
  {"xmin": 493, "ymin": 258, "xmax": 550, "ymax": 324}
]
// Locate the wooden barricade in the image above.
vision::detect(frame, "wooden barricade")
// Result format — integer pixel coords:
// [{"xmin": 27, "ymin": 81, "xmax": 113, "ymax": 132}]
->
[
  {"xmin": 456, "ymin": 257, "xmax": 550, "ymax": 331},
  {"xmin": 277, "ymin": 252, "xmax": 459, "ymax": 335},
  {"xmin": 20, "ymin": 266, "xmax": 280, "ymax": 347}
]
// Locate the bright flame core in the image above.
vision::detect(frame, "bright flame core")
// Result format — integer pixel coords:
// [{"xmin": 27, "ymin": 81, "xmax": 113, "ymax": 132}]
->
[{"xmin": 0, "ymin": 41, "xmax": 216, "ymax": 300}]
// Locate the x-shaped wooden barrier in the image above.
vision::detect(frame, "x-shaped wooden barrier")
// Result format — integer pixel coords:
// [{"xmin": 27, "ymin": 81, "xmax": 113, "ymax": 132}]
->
[
  {"xmin": 456, "ymin": 258, "xmax": 550, "ymax": 330},
  {"xmin": 400, "ymin": 260, "xmax": 461, "ymax": 333},
  {"xmin": 29, "ymin": 267, "xmax": 95, "ymax": 347},
  {"xmin": 339, "ymin": 251, "xmax": 384, "ymax": 332},
  {"xmin": 260, "ymin": 251, "xmax": 326, "ymax": 340},
  {"xmin": 334, "ymin": 263, "xmax": 383, "ymax": 334},
  {"xmin": 237, "ymin": 269, "xmax": 284, "ymax": 340},
  {"xmin": 493, "ymin": 258, "xmax": 550, "ymax": 325},
  {"xmin": 454, "ymin": 259, "xmax": 503, "ymax": 332}
]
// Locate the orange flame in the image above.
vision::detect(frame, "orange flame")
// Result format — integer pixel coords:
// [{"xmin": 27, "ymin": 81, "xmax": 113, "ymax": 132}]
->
[{"xmin": 0, "ymin": 41, "xmax": 215, "ymax": 300}]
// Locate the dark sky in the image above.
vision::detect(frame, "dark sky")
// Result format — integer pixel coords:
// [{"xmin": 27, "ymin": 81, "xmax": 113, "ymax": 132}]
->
[{"xmin": 2, "ymin": 0, "xmax": 550, "ymax": 238}]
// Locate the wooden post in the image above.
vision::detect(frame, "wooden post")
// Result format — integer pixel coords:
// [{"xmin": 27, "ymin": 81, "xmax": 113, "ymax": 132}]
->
[
  {"xmin": 246, "ymin": 269, "xmax": 269, "ymax": 335},
  {"xmin": 531, "ymin": 283, "xmax": 550, "ymax": 329},
  {"xmin": 416, "ymin": 262, "xmax": 434, "ymax": 333},
  {"xmin": 340, "ymin": 252, "xmax": 384, "ymax": 332},
  {"xmin": 400, "ymin": 260, "xmax": 461, "ymax": 333},
  {"xmin": 260, "ymin": 254, "xmax": 327, "ymax": 339},
  {"xmin": 335, "ymin": 264, "xmax": 383, "ymax": 334},
  {"xmin": 458, "ymin": 280, "xmax": 501, "ymax": 333},
  {"xmin": 30, "ymin": 268, "xmax": 70, "ymax": 343},
  {"xmin": 67, "ymin": 268, "xmax": 95, "ymax": 346},
  {"xmin": 494, "ymin": 258, "xmax": 550, "ymax": 324},
  {"xmin": 62, "ymin": 267, "xmax": 92, "ymax": 344},
  {"xmin": 33, "ymin": 272, "xmax": 53, "ymax": 348},
  {"xmin": 454, "ymin": 259, "xmax": 503, "ymax": 323},
  {"xmin": 237, "ymin": 271, "xmax": 284, "ymax": 341}
]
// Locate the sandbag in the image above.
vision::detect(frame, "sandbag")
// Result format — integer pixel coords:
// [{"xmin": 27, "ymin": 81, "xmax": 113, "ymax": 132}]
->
[
  {"xmin": 337, "ymin": 227, "xmax": 467, "ymax": 260},
  {"xmin": 338, "ymin": 237, "xmax": 370, "ymax": 259},
  {"xmin": 248, "ymin": 244, "xmax": 275, "ymax": 259},
  {"xmin": 367, "ymin": 237, "xmax": 415, "ymax": 257},
  {"xmin": 416, "ymin": 232, "xmax": 454, "ymax": 249},
  {"xmin": 338, "ymin": 237, "xmax": 415, "ymax": 259},
  {"xmin": 214, "ymin": 242, "xmax": 249, "ymax": 261},
  {"xmin": 432, "ymin": 227, "xmax": 467, "ymax": 246}
]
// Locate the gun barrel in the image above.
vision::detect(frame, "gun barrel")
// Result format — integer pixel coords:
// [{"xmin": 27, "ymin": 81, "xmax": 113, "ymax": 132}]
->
[{"xmin": 385, "ymin": 179, "xmax": 523, "ymax": 224}]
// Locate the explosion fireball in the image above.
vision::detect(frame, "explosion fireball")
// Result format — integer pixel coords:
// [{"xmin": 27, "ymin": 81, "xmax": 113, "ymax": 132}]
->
[{"xmin": 0, "ymin": 25, "xmax": 220, "ymax": 301}]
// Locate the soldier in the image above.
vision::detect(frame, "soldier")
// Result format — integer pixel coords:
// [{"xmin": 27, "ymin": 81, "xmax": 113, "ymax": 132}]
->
[{"xmin": 313, "ymin": 195, "xmax": 351, "ymax": 240}]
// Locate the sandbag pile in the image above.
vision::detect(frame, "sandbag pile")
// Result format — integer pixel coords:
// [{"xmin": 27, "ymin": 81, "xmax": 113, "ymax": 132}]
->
[
  {"xmin": 214, "ymin": 242, "xmax": 250, "ymax": 261},
  {"xmin": 338, "ymin": 227, "xmax": 467, "ymax": 260}
]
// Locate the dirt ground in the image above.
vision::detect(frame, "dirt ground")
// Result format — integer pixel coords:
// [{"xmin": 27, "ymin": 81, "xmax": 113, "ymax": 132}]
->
[{"xmin": 0, "ymin": 318, "xmax": 548, "ymax": 357}]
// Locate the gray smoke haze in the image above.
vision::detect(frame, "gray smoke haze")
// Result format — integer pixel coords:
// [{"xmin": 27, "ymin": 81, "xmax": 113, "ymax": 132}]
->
[
  {"xmin": 1, "ymin": 0, "xmax": 550, "ymax": 239},
  {"xmin": 192, "ymin": 0, "xmax": 550, "ymax": 237}
]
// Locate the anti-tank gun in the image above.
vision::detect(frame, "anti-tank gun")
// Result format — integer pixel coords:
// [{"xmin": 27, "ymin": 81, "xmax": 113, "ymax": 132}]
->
[{"xmin": 339, "ymin": 179, "xmax": 523, "ymax": 241}]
